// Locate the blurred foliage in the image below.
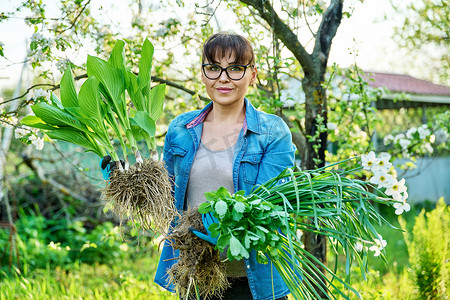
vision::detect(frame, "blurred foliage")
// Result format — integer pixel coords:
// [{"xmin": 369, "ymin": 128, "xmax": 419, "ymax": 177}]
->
[{"xmin": 400, "ymin": 198, "xmax": 449, "ymax": 299}]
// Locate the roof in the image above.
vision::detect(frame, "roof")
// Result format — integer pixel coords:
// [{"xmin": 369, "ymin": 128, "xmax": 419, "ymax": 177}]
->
[{"xmin": 365, "ymin": 72, "xmax": 450, "ymax": 96}]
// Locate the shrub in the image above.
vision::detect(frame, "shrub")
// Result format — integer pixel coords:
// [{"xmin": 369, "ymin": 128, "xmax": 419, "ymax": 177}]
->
[{"xmin": 401, "ymin": 198, "xmax": 449, "ymax": 299}]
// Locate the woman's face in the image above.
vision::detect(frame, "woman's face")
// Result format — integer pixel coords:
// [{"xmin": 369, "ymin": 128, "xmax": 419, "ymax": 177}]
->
[{"xmin": 201, "ymin": 51, "xmax": 256, "ymax": 108}]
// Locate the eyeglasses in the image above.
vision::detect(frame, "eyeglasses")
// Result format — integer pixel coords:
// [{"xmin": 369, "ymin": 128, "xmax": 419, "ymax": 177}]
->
[{"xmin": 202, "ymin": 63, "xmax": 253, "ymax": 81}]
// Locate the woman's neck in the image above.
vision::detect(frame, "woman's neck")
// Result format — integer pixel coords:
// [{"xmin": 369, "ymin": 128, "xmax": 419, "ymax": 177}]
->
[{"xmin": 206, "ymin": 100, "xmax": 245, "ymax": 125}]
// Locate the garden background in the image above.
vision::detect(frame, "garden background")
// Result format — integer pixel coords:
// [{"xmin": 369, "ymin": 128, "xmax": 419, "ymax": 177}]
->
[{"xmin": 0, "ymin": 0, "xmax": 449, "ymax": 299}]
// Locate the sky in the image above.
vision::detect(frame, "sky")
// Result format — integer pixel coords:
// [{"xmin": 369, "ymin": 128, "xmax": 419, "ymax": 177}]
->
[{"xmin": 0, "ymin": 0, "xmax": 408, "ymax": 91}]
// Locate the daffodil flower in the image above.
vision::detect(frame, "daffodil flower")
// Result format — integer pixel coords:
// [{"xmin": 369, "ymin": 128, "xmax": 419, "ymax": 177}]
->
[
  {"xmin": 394, "ymin": 201, "xmax": 411, "ymax": 215},
  {"xmin": 385, "ymin": 178, "xmax": 407, "ymax": 199},
  {"xmin": 372, "ymin": 152, "xmax": 392, "ymax": 172},
  {"xmin": 369, "ymin": 237, "xmax": 387, "ymax": 257},
  {"xmin": 361, "ymin": 151, "xmax": 377, "ymax": 170},
  {"xmin": 369, "ymin": 169, "xmax": 394, "ymax": 188}
]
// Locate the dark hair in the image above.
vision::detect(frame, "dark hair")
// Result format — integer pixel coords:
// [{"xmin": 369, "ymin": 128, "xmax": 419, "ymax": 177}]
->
[{"xmin": 202, "ymin": 32, "xmax": 255, "ymax": 65}]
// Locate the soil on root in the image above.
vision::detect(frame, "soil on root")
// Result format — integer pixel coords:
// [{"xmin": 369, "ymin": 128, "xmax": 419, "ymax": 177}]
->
[
  {"xmin": 167, "ymin": 208, "xmax": 229, "ymax": 299},
  {"xmin": 101, "ymin": 158, "xmax": 175, "ymax": 234}
]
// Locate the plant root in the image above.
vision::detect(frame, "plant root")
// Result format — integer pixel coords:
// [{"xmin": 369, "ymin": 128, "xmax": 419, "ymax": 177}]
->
[
  {"xmin": 101, "ymin": 158, "xmax": 176, "ymax": 234},
  {"xmin": 167, "ymin": 208, "xmax": 229, "ymax": 299}
]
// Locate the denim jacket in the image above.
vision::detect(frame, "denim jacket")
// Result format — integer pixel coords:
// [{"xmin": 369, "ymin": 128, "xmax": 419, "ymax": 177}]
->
[{"xmin": 154, "ymin": 99, "xmax": 296, "ymax": 300}]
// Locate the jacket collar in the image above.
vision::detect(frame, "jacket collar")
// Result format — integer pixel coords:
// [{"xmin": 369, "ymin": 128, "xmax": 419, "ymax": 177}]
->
[{"xmin": 185, "ymin": 98, "xmax": 261, "ymax": 135}]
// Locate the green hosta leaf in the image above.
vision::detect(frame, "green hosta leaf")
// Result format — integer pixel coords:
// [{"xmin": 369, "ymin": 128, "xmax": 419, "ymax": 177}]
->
[
  {"xmin": 127, "ymin": 72, "xmax": 145, "ymax": 111},
  {"xmin": 107, "ymin": 40, "xmax": 125, "ymax": 71},
  {"xmin": 60, "ymin": 66, "xmax": 78, "ymax": 108},
  {"xmin": 138, "ymin": 38, "xmax": 154, "ymax": 92},
  {"xmin": 78, "ymin": 76, "xmax": 103, "ymax": 122},
  {"xmin": 20, "ymin": 115, "xmax": 56, "ymax": 130},
  {"xmin": 46, "ymin": 128, "xmax": 106, "ymax": 157},
  {"xmin": 32, "ymin": 102, "xmax": 83, "ymax": 129},
  {"xmin": 50, "ymin": 92, "xmax": 64, "ymax": 110},
  {"xmin": 130, "ymin": 123, "xmax": 145, "ymax": 141},
  {"xmin": 87, "ymin": 55, "xmax": 125, "ymax": 112},
  {"xmin": 215, "ymin": 200, "xmax": 228, "ymax": 217},
  {"xmin": 150, "ymin": 83, "xmax": 166, "ymax": 121},
  {"xmin": 133, "ymin": 111, "xmax": 156, "ymax": 137}
]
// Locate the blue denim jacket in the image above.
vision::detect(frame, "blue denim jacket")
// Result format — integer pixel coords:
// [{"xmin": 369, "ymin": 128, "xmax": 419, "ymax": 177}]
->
[{"xmin": 154, "ymin": 99, "xmax": 296, "ymax": 300}]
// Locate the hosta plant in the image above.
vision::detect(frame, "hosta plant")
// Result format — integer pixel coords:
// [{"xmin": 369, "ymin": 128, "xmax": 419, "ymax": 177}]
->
[{"xmin": 21, "ymin": 39, "xmax": 175, "ymax": 233}]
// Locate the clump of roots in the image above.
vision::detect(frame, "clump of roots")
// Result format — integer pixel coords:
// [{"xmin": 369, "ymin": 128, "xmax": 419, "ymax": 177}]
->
[
  {"xmin": 167, "ymin": 208, "xmax": 229, "ymax": 299},
  {"xmin": 101, "ymin": 158, "xmax": 176, "ymax": 234}
]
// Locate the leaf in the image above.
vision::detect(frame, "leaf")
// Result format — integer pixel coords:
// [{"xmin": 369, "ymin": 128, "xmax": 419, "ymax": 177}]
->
[
  {"xmin": 60, "ymin": 66, "xmax": 79, "ymax": 108},
  {"xmin": 138, "ymin": 38, "xmax": 154, "ymax": 92},
  {"xmin": 234, "ymin": 202, "xmax": 246, "ymax": 213},
  {"xmin": 229, "ymin": 235, "xmax": 242, "ymax": 257},
  {"xmin": 50, "ymin": 92, "xmax": 64, "ymax": 110},
  {"xmin": 127, "ymin": 71, "xmax": 145, "ymax": 111},
  {"xmin": 198, "ymin": 202, "xmax": 211, "ymax": 214},
  {"xmin": 150, "ymin": 83, "xmax": 166, "ymax": 121},
  {"xmin": 87, "ymin": 55, "xmax": 125, "ymax": 114},
  {"xmin": 204, "ymin": 192, "xmax": 217, "ymax": 202},
  {"xmin": 78, "ymin": 76, "xmax": 103, "ymax": 122},
  {"xmin": 107, "ymin": 40, "xmax": 125, "ymax": 71},
  {"xmin": 20, "ymin": 115, "xmax": 56, "ymax": 130},
  {"xmin": 46, "ymin": 128, "xmax": 105, "ymax": 157},
  {"xmin": 133, "ymin": 111, "xmax": 156, "ymax": 137},
  {"xmin": 215, "ymin": 200, "xmax": 228, "ymax": 217},
  {"xmin": 32, "ymin": 102, "xmax": 83, "ymax": 129}
]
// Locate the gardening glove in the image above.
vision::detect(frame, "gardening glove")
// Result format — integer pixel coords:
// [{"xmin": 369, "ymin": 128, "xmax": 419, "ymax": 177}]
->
[
  {"xmin": 100, "ymin": 155, "xmax": 124, "ymax": 180},
  {"xmin": 189, "ymin": 212, "xmax": 219, "ymax": 245}
]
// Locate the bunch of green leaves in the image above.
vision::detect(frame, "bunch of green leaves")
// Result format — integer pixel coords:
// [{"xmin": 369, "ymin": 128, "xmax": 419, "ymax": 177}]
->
[
  {"xmin": 198, "ymin": 188, "xmax": 286, "ymax": 262},
  {"xmin": 199, "ymin": 158, "xmax": 401, "ymax": 299},
  {"xmin": 20, "ymin": 39, "xmax": 165, "ymax": 164}
]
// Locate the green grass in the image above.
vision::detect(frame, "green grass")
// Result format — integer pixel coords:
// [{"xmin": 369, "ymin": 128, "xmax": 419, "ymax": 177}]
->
[{"xmin": 0, "ymin": 255, "xmax": 177, "ymax": 300}]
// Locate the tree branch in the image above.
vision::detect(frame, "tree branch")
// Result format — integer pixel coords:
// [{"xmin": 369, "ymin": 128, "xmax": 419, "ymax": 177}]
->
[
  {"xmin": 239, "ymin": 0, "xmax": 315, "ymax": 75},
  {"xmin": 313, "ymin": 0, "xmax": 344, "ymax": 64}
]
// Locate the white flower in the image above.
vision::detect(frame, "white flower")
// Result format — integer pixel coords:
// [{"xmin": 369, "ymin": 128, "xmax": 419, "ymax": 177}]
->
[
  {"xmin": 14, "ymin": 128, "xmax": 29, "ymax": 139},
  {"xmin": 30, "ymin": 32, "xmax": 44, "ymax": 42},
  {"xmin": 369, "ymin": 237, "xmax": 387, "ymax": 257},
  {"xmin": 394, "ymin": 195, "xmax": 411, "ymax": 215},
  {"xmin": 33, "ymin": 88, "xmax": 50, "ymax": 101},
  {"xmin": 393, "ymin": 133, "xmax": 405, "ymax": 144},
  {"xmin": 423, "ymin": 143, "xmax": 434, "ymax": 154},
  {"xmin": 361, "ymin": 151, "xmax": 377, "ymax": 171},
  {"xmin": 372, "ymin": 152, "xmax": 392, "ymax": 172},
  {"xmin": 383, "ymin": 134, "xmax": 394, "ymax": 145},
  {"xmin": 418, "ymin": 125, "xmax": 430, "ymax": 139},
  {"xmin": 327, "ymin": 122, "xmax": 337, "ymax": 131},
  {"xmin": 406, "ymin": 127, "xmax": 417, "ymax": 139},
  {"xmin": 355, "ymin": 242, "xmax": 363, "ymax": 252},
  {"xmin": 385, "ymin": 178, "xmax": 407, "ymax": 199},
  {"xmin": 32, "ymin": 137, "xmax": 45, "ymax": 150},
  {"xmin": 370, "ymin": 169, "xmax": 394, "ymax": 188},
  {"xmin": 399, "ymin": 138, "xmax": 411, "ymax": 150}
]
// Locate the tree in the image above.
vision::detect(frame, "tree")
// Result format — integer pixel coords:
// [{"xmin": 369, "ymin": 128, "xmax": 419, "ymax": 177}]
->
[{"xmin": 391, "ymin": 0, "xmax": 450, "ymax": 85}]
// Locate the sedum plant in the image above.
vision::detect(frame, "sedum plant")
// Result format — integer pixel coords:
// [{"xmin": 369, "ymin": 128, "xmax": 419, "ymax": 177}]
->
[{"xmin": 21, "ymin": 39, "xmax": 175, "ymax": 233}]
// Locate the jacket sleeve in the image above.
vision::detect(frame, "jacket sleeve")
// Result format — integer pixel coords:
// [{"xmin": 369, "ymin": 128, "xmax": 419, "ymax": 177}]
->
[{"xmin": 257, "ymin": 117, "xmax": 296, "ymax": 185}]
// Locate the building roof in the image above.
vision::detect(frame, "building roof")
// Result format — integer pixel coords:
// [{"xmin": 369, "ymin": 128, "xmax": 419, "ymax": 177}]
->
[{"xmin": 365, "ymin": 72, "xmax": 450, "ymax": 96}]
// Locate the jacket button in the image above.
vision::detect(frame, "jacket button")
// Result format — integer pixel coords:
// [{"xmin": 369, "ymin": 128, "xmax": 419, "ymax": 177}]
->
[{"xmin": 247, "ymin": 265, "xmax": 250, "ymax": 269}]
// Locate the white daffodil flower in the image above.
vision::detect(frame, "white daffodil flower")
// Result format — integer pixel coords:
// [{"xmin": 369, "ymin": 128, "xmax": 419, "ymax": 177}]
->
[
  {"xmin": 399, "ymin": 138, "xmax": 411, "ymax": 150},
  {"xmin": 372, "ymin": 152, "xmax": 392, "ymax": 172},
  {"xmin": 369, "ymin": 169, "xmax": 394, "ymax": 188},
  {"xmin": 361, "ymin": 151, "xmax": 377, "ymax": 171},
  {"xmin": 369, "ymin": 237, "xmax": 387, "ymax": 257},
  {"xmin": 385, "ymin": 178, "xmax": 407, "ymax": 199},
  {"xmin": 394, "ymin": 201, "xmax": 411, "ymax": 215},
  {"xmin": 355, "ymin": 242, "xmax": 364, "ymax": 252},
  {"xmin": 406, "ymin": 127, "xmax": 417, "ymax": 139}
]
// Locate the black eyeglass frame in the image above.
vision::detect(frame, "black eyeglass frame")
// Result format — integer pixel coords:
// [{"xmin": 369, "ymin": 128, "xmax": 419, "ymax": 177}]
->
[{"xmin": 201, "ymin": 63, "xmax": 254, "ymax": 81}]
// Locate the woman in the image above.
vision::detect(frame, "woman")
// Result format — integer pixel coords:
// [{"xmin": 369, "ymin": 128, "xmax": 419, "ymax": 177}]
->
[{"xmin": 154, "ymin": 32, "xmax": 296, "ymax": 300}]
